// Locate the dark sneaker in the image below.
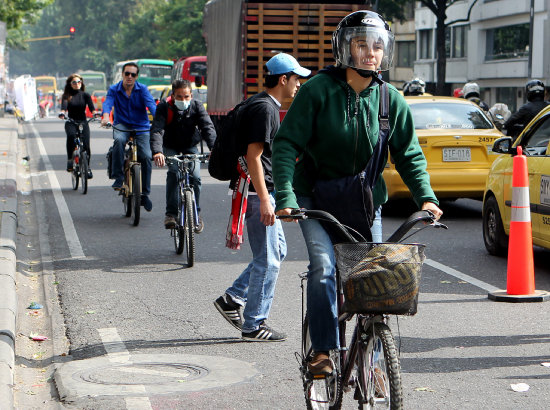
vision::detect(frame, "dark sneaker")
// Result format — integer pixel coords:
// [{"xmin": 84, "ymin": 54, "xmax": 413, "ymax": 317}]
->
[
  {"xmin": 164, "ymin": 215, "xmax": 177, "ymax": 229},
  {"xmin": 214, "ymin": 294, "xmax": 243, "ymax": 330},
  {"xmin": 112, "ymin": 179, "xmax": 123, "ymax": 190},
  {"xmin": 87, "ymin": 169, "xmax": 93, "ymax": 179},
  {"xmin": 67, "ymin": 160, "xmax": 73, "ymax": 172},
  {"xmin": 141, "ymin": 196, "xmax": 153, "ymax": 212},
  {"xmin": 194, "ymin": 216, "xmax": 204, "ymax": 233},
  {"xmin": 242, "ymin": 322, "xmax": 286, "ymax": 342},
  {"xmin": 307, "ymin": 351, "xmax": 333, "ymax": 376}
]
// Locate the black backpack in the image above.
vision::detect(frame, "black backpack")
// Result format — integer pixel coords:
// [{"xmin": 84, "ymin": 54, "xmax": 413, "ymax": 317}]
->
[{"xmin": 208, "ymin": 98, "xmax": 253, "ymax": 181}]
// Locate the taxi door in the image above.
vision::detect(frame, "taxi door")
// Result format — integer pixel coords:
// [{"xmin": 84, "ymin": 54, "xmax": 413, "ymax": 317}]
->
[
  {"xmin": 535, "ymin": 142, "xmax": 550, "ymax": 246},
  {"xmin": 520, "ymin": 112, "xmax": 550, "ymax": 247}
]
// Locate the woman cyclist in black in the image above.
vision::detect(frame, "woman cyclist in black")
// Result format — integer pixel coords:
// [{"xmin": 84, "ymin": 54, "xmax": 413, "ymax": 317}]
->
[{"xmin": 60, "ymin": 73, "xmax": 95, "ymax": 177}]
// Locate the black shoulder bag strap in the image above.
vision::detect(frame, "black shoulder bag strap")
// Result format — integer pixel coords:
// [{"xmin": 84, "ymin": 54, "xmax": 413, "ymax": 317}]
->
[{"xmin": 364, "ymin": 81, "xmax": 390, "ymax": 189}]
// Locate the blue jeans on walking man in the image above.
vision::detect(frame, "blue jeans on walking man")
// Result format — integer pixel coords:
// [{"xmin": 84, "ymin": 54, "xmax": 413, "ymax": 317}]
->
[
  {"xmin": 164, "ymin": 147, "xmax": 201, "ymax": 217},
  {"xmin": 225, "ymin": 195, "xmax": 287, "ymax": 333},
  {"xmin": 296, "ymin": 196, "xmax": 382, "ymax": 351},
  {"xmin": 111, "ymin": 123, "xmax": 152, "ymax": 196}
]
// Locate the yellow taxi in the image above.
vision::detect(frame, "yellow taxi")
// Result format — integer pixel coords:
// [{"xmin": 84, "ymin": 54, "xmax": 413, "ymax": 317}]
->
[
  {"xmin": 482, "ymin": 105, "xmax": 550, "ymax": 255},
  {"xmin": 147, "ymin": 85, "xmax": 170, "ymax": 122},
  {"xmin": 192, "ymin": 84, "xmax": 207, "ymax": 109},
  {"xmin": 383, "ymin": 96, "xmax": 504, "ymax": 201}
]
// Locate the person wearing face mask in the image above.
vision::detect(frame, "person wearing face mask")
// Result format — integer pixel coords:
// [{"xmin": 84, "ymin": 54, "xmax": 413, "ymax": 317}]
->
[{"xmin": 150, "ymin": 79, "xmax": 216, "ymax": 230}]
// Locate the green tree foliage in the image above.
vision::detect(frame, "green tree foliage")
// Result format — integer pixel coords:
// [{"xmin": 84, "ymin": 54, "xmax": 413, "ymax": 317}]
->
[
  {"xmin": 9, "ymin": 0, "xmax": 207, "ymax": 78},
  {"xmin": 0, "ymin": 0, "xmax": 54, "ymax": 48}
]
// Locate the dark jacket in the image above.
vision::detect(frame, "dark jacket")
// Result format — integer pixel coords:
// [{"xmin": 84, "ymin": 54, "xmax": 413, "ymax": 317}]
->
[
  {"xmin": 504, "ymin": 99, "xmax": 550, "ymax": 138},
  {"xmin": 150, "ymin": 98, "xmax": 216, "ymax": 154}
]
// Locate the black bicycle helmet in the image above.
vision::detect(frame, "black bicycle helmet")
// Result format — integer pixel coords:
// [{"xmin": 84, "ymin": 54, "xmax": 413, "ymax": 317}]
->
[
  {"xmin": 332, "ymin": 11, "xmax": 394, "ymax": 77},
  {"xmin": 526, "ymin": 79, "xmax": 545, "ymax": 102}
]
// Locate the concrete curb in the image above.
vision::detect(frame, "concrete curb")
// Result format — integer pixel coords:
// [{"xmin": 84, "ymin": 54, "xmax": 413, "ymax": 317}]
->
[{"xmin": 0, "ymin": 117, "xmax": 19, "ymax": 410}]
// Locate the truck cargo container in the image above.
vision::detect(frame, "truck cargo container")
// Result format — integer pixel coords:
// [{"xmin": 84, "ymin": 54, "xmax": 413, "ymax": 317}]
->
[{"xmin": 203, "ymin": 0, "xmax": 363, "ymax": 119}]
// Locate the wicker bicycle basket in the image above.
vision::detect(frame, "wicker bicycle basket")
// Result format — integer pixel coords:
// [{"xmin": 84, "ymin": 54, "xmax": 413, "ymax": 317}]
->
[{"xmin": 333, "ymin": 242, "xmax": 426, "ymax": 315}]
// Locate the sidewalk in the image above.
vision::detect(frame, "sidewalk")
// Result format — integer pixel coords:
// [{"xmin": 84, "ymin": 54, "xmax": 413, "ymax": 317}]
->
[{"xmin": 0, "ymin": 116, "xmax": 19, "ymax": 410}]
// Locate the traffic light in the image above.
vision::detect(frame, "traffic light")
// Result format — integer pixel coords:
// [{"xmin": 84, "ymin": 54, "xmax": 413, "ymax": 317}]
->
[{"xmin": 69, "ymin": 26, "xmax": 75, "ymax": 40}]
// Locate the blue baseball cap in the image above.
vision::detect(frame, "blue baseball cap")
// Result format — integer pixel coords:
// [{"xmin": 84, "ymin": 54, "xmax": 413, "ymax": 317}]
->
[{"xmin": 266, "ymin": 53, "xmax": 311, "ymax": 77}]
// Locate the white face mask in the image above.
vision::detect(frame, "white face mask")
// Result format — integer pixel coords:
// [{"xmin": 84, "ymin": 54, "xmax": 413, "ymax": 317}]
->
[{"xmin": 174, "ymin": 100, "xmax": 190, "ymax": 111}]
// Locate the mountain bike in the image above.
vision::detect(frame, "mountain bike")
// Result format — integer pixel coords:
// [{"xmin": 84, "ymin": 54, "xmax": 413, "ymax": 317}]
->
[
  {"xmin": 105, "ymin": 124, "xmax": 150, "ymax": 226},
  {"xmin": 283, "ymin": 209, "xmax": 447, "ymax": 409},
  {"xmin": 62, "ymin": 116, "xmax": 97, "ymax": 194},
  {"xmin": 165, "ymin": 153, "xmax": 209, "ymax": 266}
]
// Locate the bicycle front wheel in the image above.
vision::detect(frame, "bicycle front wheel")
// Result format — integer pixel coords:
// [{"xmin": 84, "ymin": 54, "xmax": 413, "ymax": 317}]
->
[
  {"xmin": 174, "ymin": 188, "xmax": 185, "ymax": 254},
  {"xmin": 80, "ymin": 152, "xmax": 88, "ymax": 194},
  {"xmin": 357, "ymin": 322, "xmax": 402, "ymax": 409},
  {"xmin": 131, "ymin": 164, "xmax": 141, "ymax": 226},
  {"xmin": 71, "ymin": 153, "xmax": 79, "ymax": 190},
  {"xmin": 184, "ymin": 190, "xmax": 195, "ymax": 267}
]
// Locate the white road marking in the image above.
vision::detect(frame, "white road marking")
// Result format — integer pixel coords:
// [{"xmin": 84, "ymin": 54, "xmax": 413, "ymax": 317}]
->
[
  {"xmin": 98, "ymin": 328, "xmax": 152, "ymax": 409},
  {"xmin": 125, "ymin": 397, "xmax": 154, "ymax": 410},
  {"xmin": 31, "ymin": 124, "xmax": 85, "ymax": 259},
  {"xmin": 425, "ymin": 258, "xmax": 500, "ymax": 293}
]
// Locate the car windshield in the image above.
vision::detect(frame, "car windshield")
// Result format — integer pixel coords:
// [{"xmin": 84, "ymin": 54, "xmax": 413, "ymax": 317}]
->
[
  {"xmin": 149, "ymin": 88, "xmax": 164, "ymax": 99},
  {"xmin": 524, "ymin": 114, "xmax": 550, "ymax": 156},
  {"xmin": 140, "ymin": 64, "xmax": 172, "ymax": 79},
  {"xmin": 410, "ymin": 102, "xmax": 493, "ymax": 130},
  {"xmin": 192, "ymin": 88, "xmax": 207, "ymax": 105}
]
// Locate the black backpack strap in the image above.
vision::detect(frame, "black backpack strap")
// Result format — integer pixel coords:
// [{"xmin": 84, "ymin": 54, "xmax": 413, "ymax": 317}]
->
[{"xmin": 364, "ymin": 81, "xmax": 390, "ymax": 189}]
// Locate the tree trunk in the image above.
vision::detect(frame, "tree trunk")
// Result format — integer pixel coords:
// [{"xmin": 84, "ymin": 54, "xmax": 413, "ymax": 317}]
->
[{"xmin": 435, "ymin": 4, "xmax": 447, "ymax": 96}]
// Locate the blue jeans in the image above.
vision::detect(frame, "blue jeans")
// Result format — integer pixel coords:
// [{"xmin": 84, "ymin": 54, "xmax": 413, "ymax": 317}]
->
[
  {"xmin": 225, "ymin": 195, "xmax": 287, "ymax": 332},
  {"xmin": 112, "ymin": 124, "xmax": 152, "ymax": 196},
  {"xmin": 164, "ymin": 147, "xmax": 201, "ymax": 216},
  {"xmin": 297, "ymin": 196, "xmax": 383, "ymax": 351}
]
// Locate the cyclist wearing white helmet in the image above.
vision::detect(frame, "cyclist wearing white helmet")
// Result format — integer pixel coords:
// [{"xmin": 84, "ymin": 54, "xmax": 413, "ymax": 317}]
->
[{"xmin": 273, "ymin": 11, "xmax": 442, "ymax": 375}]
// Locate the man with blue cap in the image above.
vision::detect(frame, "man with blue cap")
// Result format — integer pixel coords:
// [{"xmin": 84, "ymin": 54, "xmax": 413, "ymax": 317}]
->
[{"xmin": 214, "ymin": 53, "xmax": 310, "ymax": 342}]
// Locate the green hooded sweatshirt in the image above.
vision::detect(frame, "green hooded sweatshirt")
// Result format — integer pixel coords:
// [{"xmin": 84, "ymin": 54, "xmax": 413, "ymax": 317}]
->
[{"xmin": 272, "ymin": 66, "xmax": 438, "ymax": 211}]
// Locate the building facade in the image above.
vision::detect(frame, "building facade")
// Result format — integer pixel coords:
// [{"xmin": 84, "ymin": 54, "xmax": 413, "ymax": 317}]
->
[{"xmin": 391, "ymin": 0, "xmax": 549, "ymax": 112}]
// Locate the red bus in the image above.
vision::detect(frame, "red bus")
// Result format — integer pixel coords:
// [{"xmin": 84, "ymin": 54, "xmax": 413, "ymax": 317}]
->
[{"xmin": 171, "ymin": 56, "xmax": 207, "ymax": 84}]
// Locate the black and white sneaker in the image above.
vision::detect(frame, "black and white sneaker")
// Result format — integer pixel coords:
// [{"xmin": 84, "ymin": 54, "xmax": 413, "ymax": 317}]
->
[
  {"xmin": 214, "ymin": 294, "xmax": 243, "ymax": 330},
  {"xmin": 242, "ymin": 322, "xmax": 286, "ymax": 342}
]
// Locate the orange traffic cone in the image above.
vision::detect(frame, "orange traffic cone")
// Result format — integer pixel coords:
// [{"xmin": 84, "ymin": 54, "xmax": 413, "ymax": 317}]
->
[{"xmin": 488, "ymin": 146, "xmax": 550, "ymax": 302}]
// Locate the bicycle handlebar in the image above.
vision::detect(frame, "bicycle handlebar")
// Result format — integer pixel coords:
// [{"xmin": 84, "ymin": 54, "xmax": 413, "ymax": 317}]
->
[
  {"xmin": 278, "ymin": 209, "xmax": 447, "ymax": 244},
  {"xmin": 102, "ymin": 123, "xmax": 150, "ymax": 134},
  {"xmin": 60, "ymin": 116, "xmax": 99, "ymax": 125},
  {"xmin": 166, "ymin": 153, "xmax": 209, "ymax": 164}
]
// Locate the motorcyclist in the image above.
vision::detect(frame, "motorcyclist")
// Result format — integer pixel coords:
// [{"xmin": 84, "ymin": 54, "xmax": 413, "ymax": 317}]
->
[
  {"xmin": 463, "ymin": 82, "xmax": 489, "ymax": 111},
  {"xmin": 403, "ymin": 78, "xmax": 426, "ymax": 96},
  {"xmin": 504, "ymin": 80, "xmax": 550, "ymax": 139}
]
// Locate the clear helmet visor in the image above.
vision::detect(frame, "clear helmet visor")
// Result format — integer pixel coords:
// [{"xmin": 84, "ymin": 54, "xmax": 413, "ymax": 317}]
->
[{"xmin": 334, "ymin": 26, "xmax": 394, "ymax": 71}]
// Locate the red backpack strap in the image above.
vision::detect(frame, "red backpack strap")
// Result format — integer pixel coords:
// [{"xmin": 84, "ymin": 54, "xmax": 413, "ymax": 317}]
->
[{"xmin": 166, "ymin": 96, "xmax": 174, "ymax": 125}]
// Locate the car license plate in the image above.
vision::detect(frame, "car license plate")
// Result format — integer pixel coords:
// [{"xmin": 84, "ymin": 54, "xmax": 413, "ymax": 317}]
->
[{"xmin": 443, "ymin": 147, "xmax": 471, "ymax": 162}]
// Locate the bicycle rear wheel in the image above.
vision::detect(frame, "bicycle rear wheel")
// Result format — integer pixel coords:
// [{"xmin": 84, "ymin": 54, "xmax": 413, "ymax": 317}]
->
[
  {"xmin": 302, "ymin": 314, "xmax": 343, "ymax": 410},
  {"xmin": 131, "ymin": 164, "xmax": 141, "ymax": 226},
  {"xmin": 71, "ymin": 153, "xmax": 79, "ymax": 190},
  {"xmin": 80, "ymin": 152, "xmax": 88, "ymax": 194},
  {"xmin": 184, "ymin": 190, "xmax": 195, "ymax": 267},
  {"xmin": 357, "ymin": 322, "xmax": 402, "ymax": 409}
]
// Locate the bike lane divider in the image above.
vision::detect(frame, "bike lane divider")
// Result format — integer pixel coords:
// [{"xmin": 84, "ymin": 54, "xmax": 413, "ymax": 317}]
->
[
  {"xmin": 30, "ymin": 124, "xmax": 84, "ymax": 259},
  {"xmin": 425, "ymin": 258, "xmax": 500, "ymax": 293}
]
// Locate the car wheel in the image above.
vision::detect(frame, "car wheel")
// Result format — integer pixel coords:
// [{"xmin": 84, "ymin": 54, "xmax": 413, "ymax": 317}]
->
[{"xmin": 482, "ymin": 195, "xmax": 508, "ymax": 256}]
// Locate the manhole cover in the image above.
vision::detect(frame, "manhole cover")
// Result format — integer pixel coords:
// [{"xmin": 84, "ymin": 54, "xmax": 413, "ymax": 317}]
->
[
  {"xmin": 78, "ymin": 362, "xmax": 209, "ymax": 385},
  {"xmin": 55, "ymin": 354, "xmax": 258, "ymax": 398}
]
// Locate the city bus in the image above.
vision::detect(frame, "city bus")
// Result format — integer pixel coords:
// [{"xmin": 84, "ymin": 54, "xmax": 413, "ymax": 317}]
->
[
  {"xmin": 110, "ymin": 59, "xmax": 173, "ymax": 87},
  {"xmin": 34, "ymin": 76, "xmax": 57, "ymax": 94},
  {"xmin": 78, "ymin": 70, "xmax": 107, "ymax": 93}
]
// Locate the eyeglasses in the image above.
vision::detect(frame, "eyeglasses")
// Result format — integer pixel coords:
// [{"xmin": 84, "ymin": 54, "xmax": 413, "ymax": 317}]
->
[
  {"xmin": 71, "ymin": 80, "xmax": 81, "ymax": 85},
  {"xmin": 124, "ymin": 72, "xmax": 138, "ymax": 78}
]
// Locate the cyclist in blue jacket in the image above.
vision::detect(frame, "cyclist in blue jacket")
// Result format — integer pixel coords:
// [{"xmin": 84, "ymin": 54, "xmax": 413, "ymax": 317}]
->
[{"xmin": 101, "ymin": 62, "xmax": 157, "ymax": 212}]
